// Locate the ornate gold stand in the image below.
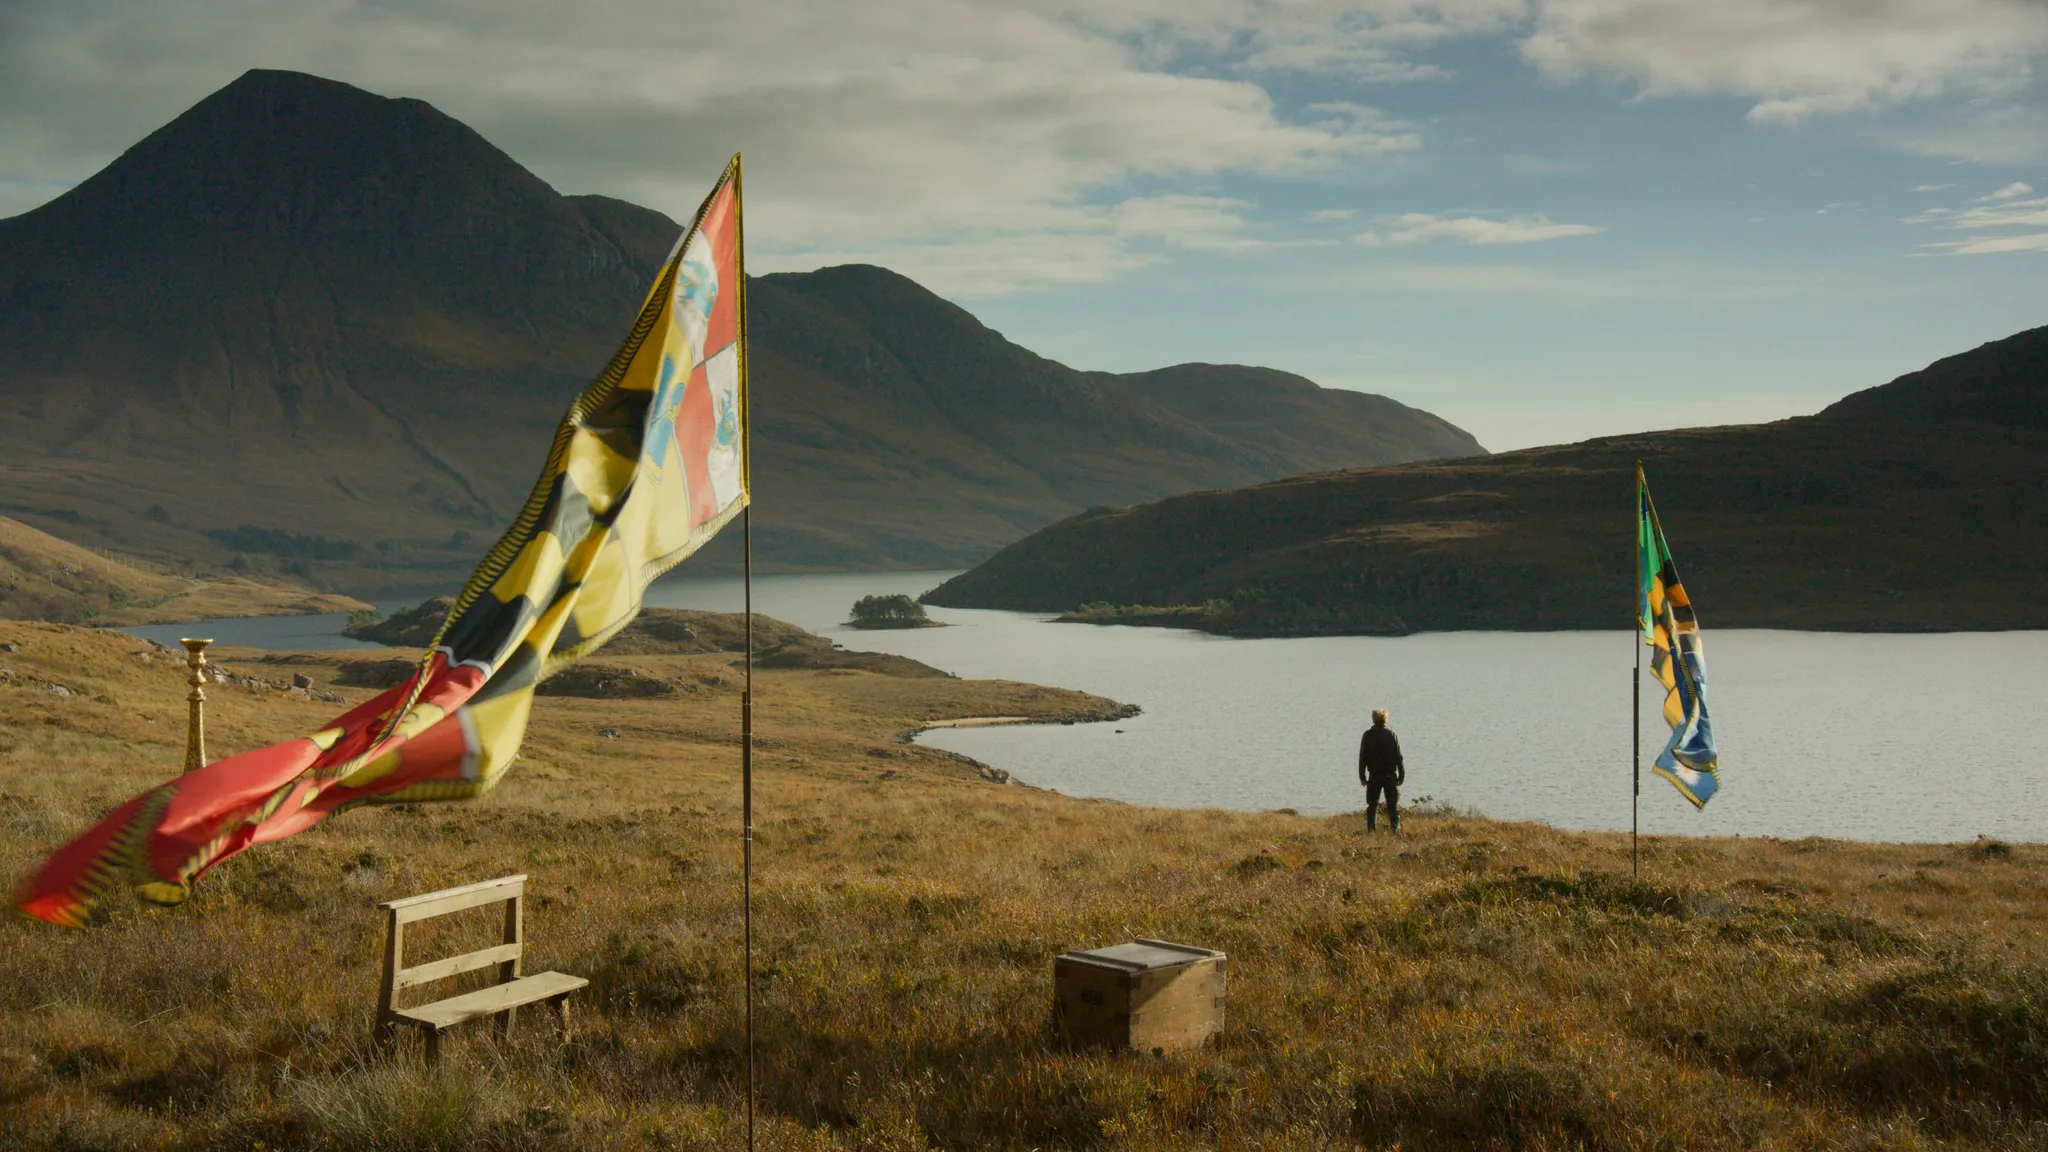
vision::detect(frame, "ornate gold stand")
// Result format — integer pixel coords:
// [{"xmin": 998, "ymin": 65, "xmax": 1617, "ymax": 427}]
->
[{"xmin": 180, "ymin": 638, "xmax": 212, "ymax": 771}]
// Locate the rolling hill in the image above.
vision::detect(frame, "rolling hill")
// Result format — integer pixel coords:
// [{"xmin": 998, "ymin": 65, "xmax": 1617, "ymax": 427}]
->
[
  {"xmin": 0, "ymin": 69, "xmax": 1482, "ymax": 594},
  {"xmin": 925, "ymin": 325, "xmax": 2048, "ymax": 634},
  {"xmin": 0, "ymin": 516, "xmax": 367, "ymax": 625}
]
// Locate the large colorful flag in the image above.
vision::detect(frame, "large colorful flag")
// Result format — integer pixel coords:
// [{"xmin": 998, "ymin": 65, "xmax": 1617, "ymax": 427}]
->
[
  {"xmin": 19, "ymin": 157, "xmax": 750, "ymax": 927},
  {"xmin": 1637, "ymin": 464, "xmax": 1719, "ymax": 808}
]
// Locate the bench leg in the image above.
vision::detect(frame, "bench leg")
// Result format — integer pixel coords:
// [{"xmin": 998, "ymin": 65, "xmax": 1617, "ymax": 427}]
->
[
  {"xmin": 495, "ymin": 1004, "xmax": 517, "ymax": 1040},
  {"xmin": 553, "ymin": 994, "xmax": 573, "ymax": 1043},
  {"xmin": 424, "ymin": 1027, "xmax": 443, "ymax": 1066}
]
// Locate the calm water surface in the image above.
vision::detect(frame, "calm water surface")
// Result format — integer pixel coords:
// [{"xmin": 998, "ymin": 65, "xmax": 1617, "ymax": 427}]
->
[
  {"xmin": 124, "ymin": 571, "xmax": 2048, "ymax": 843},
  {"xmin": 119, "ymin": 608, "xmax": 407, "ymax": 652}
]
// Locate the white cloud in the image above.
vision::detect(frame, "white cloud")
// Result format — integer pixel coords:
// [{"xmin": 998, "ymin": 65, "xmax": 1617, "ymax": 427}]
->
[
  {"xmin": 1523, "ymin": 0, "xmax": 2048, "ymax": 122},
  {"xmin": 1890, "ymin": 98, "xmax": 2048, "ymax": 165},
  {"xmin": 758, "ymin": 232, "xmax": 1160, "ymax": 297},
  {"xmin": 1904, "ymin": 185, "xmax": 2048, "ymax": 254},
  {"xmin": 1110, "ymin": 194, "xmax": 1263, "ymax": 252},
  {"xmin": 1307, "ymin": 261, "xmax": 1799, "ymax": 300},
  {"xmin": 1912, "ymin": 183, "xmax": 1956, "ymax": 192},
  {"xmin": 1299, "ymin": 100, "xmax": 1427, "ymax": 149},
  {"xmin": 1355, "ymin": 211, "xmax": 1604, "ymax": 245},
  {"xmin": 1307, "ymin": 208, "xmax": 1360, "ymax": 222},
  {"xmin": 1925, "ymin": 231, "xmax": 2048, "ymax": 255},
  {"xmin": 0, "ymin": 0, "xmax": 1436, "ymax": 296},
  {"xmin": 1059, "ymin": 0, "xmax": 1529, "ymax": 81}
]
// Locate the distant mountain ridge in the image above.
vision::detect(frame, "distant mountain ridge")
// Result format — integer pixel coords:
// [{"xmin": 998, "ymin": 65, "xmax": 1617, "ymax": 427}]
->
[
  {"xmin": 0, "ymin": 69, "xmax": 1482, "ymax": 593},
  {"xmin": 927, "ymin": 325, "xmax": 2048, "ymax": 634}
]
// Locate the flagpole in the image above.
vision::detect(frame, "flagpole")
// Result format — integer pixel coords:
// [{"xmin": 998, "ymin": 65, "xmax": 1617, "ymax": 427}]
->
[
  {"xmin": 1632, "ymin": 464, "xmax": 1642, "ymax": 879},
  {"xmin": 734, "ymin": 153, "xmax": 757, "ymax": 1152},
  {"xmin": 743, "ymin": 505, "xmax": 756, "ymax": 1151}
]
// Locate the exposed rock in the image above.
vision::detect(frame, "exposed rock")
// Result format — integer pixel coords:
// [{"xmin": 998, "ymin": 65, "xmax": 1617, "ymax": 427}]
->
[{"xmin": 535, "ymin": 664, "xmax": 679, "ymax": 699}]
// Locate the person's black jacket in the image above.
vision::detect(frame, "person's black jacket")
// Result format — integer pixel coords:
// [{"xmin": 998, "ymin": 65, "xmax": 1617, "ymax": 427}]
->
[{"xmin": 1359, "ymin": 724, "xmax": 1404, "ymax": 785}]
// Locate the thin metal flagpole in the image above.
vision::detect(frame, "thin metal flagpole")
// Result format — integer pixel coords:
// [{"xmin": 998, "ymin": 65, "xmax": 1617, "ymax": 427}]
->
[
  {"xmin": 1632, "ymin": 464, "xmax": 1642, "ymax": 880},
  {"xmin": 734, "ymin": 151, "xmax": 757, "ymax": 1152},
  {"xmin": 743, "ymin": 504, "xmax": 756, "ymax": 1151}
]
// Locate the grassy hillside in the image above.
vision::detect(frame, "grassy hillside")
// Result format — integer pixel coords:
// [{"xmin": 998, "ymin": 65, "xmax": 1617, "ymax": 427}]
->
[
  {"xmin": 0, "ymin": 516, "xmax": 369, "ymax": 625},
  {"xmin": 2, "ymin": 619, "xmax": 2045, "ymax": 1149},
  {"xmin": 929, "ymin": 325, "xmax": 2048, "ymax": 635}
]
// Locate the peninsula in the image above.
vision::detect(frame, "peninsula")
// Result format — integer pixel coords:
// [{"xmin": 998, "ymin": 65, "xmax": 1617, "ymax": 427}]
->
[{"xmin": 927, "ymin": 324, "xmax": 2048, "ymax": 635}]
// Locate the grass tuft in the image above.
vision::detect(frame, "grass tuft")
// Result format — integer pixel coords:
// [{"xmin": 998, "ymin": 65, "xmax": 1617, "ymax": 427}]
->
[{"xmin": 288, "ymin": 1062, "xmax": 504, "ymax": 1151}]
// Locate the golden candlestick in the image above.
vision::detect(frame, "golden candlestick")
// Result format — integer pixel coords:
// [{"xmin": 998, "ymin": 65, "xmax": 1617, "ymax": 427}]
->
[{"xmin": 181, "ymin": 637, "xmax": 212, "ymax": 771}]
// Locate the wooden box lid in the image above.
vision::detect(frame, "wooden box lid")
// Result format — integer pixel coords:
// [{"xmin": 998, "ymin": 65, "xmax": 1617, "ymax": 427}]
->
[{"xmin": 1058, "ymin": 938, "xmax": 1224, "ymax": 973}]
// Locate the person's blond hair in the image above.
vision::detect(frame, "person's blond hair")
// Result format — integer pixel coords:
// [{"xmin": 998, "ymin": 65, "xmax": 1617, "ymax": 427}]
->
[{"xmin": 1371, "ymin": 708, "xmax": 1388, "ymax": 725}]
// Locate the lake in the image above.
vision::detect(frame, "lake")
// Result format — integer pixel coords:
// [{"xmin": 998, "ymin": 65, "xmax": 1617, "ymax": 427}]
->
[{"xmin": 119, "ymin": 570, "xmax": 2048, "ymax": 843}]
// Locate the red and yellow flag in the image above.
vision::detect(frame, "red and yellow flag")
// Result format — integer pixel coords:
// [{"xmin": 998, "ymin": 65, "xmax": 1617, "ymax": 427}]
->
[{"xmin": 19, "ymin": 157, "xmax": 750, "ymax": 926}]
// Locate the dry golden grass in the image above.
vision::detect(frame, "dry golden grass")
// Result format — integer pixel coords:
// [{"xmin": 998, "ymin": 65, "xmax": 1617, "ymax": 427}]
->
[
  {"xmin": 0, "ymin": 516, "xmax": 370, "ymax": 625},
  {"xmin": 2, "ymin": 617, "xmax": 2046, "ymax": 1150}
]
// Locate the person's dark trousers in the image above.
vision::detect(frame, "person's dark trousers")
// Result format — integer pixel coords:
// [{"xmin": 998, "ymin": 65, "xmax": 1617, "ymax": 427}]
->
[{"xmin": 1366, "ymin": 776, "xmax": 1400, "ymax": 831}]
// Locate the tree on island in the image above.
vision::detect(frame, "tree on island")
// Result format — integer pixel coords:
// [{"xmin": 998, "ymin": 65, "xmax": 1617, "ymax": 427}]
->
[{"xmin": 848, "ymin": 594, "xmax": 938, "ymax": 629}]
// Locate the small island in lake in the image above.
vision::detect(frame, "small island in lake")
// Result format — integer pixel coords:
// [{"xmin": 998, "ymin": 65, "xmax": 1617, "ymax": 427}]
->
[{"xmin": 848, "ymin": 593, "xmax": 946, "ymax": 630}]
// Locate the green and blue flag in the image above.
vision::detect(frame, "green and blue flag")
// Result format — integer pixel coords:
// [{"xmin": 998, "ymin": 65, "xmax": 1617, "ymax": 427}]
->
[{"xmin": 1638, "ymin": 465, "xmax": 1719, "ymax": 808}]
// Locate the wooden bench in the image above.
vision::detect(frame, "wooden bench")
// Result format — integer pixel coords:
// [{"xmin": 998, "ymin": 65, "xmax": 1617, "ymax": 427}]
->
[{"xmin": 375, "ymin": 874, "xmax": 588, "ymax": 1063}]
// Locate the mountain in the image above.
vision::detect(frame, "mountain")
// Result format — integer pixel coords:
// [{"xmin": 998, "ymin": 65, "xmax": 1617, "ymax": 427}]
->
[
  {"xmin": 0, "ymin": 70, "xmax": 1482, "ymax": 593},
  {"xmin": 925, "ymin": 326, "xmax": 2048, "ymax": 634},
  {"xmin": 742, "ymin": 266, "xmax": 1480, "ymax": 568}
]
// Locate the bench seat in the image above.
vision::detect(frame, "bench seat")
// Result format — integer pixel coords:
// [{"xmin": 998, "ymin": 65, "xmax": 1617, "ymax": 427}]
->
[{"xmin": 391, "ymin": 970, "xmax": 589, "ymax": 1031}]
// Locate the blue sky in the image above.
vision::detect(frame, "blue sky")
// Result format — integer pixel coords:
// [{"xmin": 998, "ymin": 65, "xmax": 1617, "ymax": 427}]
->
[{"xmin": 3, "ymin": 0, "xmax": 2046, "ymax": 449}]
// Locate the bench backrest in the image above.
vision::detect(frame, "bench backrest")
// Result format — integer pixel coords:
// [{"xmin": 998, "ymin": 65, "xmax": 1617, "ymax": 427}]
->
[{"xmin": 377, "ymin": 874, "xmax": 526, "ymax": 1017}]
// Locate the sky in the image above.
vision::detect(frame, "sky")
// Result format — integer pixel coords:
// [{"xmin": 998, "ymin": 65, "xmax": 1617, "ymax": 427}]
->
[{"xmin": 2, "ymin": 1, "xmax": 2046, "ymax": 451}]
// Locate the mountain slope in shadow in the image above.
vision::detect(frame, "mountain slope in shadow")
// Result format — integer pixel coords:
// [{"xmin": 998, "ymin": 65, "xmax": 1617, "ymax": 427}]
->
[
  {"xmin": 927, "ymin": 325, "xmax": 2048, "ymax": 633},
  {"xmin": 0, "ymin": 69, "xmax": 1482, "ymax": 592}
]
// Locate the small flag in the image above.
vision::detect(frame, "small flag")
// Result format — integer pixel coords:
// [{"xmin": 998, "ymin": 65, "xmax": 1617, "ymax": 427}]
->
[
  {"xmin": 1638, "ymin": 464, "xmax": 1719, "ymax": 808},
  {"xmin": 19, "ymin": 157, "xmax": 750, "ymax": 927}
]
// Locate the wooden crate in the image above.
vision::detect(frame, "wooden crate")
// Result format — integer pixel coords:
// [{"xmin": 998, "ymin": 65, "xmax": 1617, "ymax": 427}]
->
[{"xmin": 1053, "ymin": 938, "xmax": 1227, "ymax": 1054}]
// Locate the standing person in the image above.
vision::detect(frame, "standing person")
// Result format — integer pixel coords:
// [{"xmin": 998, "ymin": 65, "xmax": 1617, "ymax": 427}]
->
[{"xmin": 1358, "ymin": 707, "xmax": 1404, "ymax": 832}]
